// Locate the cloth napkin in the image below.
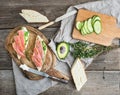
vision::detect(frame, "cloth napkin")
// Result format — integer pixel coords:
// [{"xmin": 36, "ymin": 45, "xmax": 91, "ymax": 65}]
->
[{"xmin": 12, "ymin": 0, "xmax": 120, "ymax": 95}]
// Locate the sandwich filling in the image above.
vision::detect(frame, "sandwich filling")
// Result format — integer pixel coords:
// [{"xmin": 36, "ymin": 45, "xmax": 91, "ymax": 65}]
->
[
  {"xmin": 12, "ymin": 27, "xmax": 47, "ymax": 71},
  {"xmin": 12, "ymin": 27, "xmax": 29, "ymax": 59},
  {"xmin": 32, "ymin": 35, "xmax": 47, "ymax": 71}
]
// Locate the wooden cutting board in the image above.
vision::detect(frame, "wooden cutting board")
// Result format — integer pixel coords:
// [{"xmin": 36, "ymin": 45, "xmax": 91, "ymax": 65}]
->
[
  {"xmin": 72, "ymin": 9, "xmax": 120, "ymax": 46},
  {"xmin": 5, "ymin": 26, "xmax": 69, "ymax": 80}
]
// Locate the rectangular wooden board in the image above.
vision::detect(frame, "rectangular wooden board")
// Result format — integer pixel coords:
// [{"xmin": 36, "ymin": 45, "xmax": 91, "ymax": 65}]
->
[{"xmin": 72, "ymin": 9, "xmax": 120, "ymax": 46}]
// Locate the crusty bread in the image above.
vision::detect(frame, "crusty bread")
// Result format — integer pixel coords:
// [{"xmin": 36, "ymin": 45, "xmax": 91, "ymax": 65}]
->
[
  {"xmin": 71, "ymin": 58, "xmax": 87, "ymax": 91},
  {"xmin": 5, "ymin": 26, "xmax": 69, "ymax": 80},
  {"xmin": 19, "ymin": 9, "xmax": 49, "ymax": 23}
]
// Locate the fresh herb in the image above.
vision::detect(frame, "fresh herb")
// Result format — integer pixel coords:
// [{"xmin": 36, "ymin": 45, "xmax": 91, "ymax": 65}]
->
[
  {"xmin": 42, "ymin": 41, "xmax": 47, "ymax": 51},
  {"xmin": 70, "ymin": 41, "xmax": 112, "ymax": 58}
]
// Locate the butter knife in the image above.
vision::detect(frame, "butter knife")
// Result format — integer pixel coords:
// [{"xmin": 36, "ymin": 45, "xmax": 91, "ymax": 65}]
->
[
  {"xmin": 38, "ymin": 10, "xmax": 77, "ymax": 30},
  {"xmin": 20, "ymin": 64, "xmax": 68, "ymax": 84}
]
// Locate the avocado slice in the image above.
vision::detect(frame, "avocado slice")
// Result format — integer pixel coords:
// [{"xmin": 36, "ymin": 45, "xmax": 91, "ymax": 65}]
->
[{"xmin": 57, "ymin": 42, "xmax": 69, "ymax": 59}]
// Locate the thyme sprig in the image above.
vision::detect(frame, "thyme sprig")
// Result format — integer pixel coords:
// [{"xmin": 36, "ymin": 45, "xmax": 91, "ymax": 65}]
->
[{"xmin": 70, "ymin": 42, "xmax": 112, "ymax": 58}]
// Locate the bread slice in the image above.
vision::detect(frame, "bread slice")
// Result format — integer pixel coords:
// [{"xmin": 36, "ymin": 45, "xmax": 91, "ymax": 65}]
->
[
  {"xmin": 19, "ymin": 9, "xmax": 49, "ymax": 23},
  {"xmin": 71, "ymin": 58, "xmax": 87, "ymax": 91}
]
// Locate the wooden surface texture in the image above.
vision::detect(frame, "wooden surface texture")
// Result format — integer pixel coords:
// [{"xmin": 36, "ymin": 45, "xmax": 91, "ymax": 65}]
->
[
  {"xmin": 72, "ymin": 9, "xmax": 120, "ymax": 46},
  {"xmin": 0, "ymin": 0, "xmax": 120, "ymax": 95}
]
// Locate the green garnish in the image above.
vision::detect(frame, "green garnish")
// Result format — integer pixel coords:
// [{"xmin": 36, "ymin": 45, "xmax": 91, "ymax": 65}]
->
[
  {"xmin": 70, "ymin": 41, "xmax": 112, "ymax": 58},
  {"xmin": 21, "ymin": 27, "xmax": 29, "ymax": 44},
  {"xmin": 42, "ymin": 41, "xmax": 47, "ymax": 54},
  {"xmin": 24, "ymin": 32, "xmax": 29, "ymax": 43}
]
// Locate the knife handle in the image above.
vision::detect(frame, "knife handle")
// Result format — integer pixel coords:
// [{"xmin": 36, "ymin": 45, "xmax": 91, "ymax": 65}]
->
[
  {"xmin": 48, "ymin": 76, "xmax": 68, "ymax": 84},
  {"xmin": 38, "ymin": 21, "xmax": 55, "ymax": 30}
]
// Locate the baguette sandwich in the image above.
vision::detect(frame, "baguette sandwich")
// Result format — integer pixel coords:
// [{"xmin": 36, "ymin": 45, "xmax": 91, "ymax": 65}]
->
[{"xmin": 5, "ymin": 26, "xmax": 69, "ymax": 80}]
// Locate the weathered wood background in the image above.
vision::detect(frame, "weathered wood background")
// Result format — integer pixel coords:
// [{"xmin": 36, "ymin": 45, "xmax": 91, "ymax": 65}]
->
[{"xmin": 0, "ymin": 0, "xmax": 120, "ymax": 95}]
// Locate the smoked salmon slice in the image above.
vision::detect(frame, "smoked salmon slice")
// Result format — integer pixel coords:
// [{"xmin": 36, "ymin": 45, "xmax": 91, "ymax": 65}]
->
[
  {"xmin": 36, "ymin": 39, "xmax": 44, "ymax": 59},
  {"xmin": 32, "ymin": 47, "xmax": 43, "ymax": 71},
  {"xmin": 32, "ymin": 52, "xmax": 43, "ymax": 71},
  {"xmin": 18, "ymin": 30, "xmax": 25, "ymax": 49},
  {"xmin": 14, "ymin": 36, "xmax": 24, "ymax": 52},
  {"xmin": 12, "ymin": 30, "xmax": 25, "ymax": 58},
  {"xmin": 32, "ymin": 36, "xmax": 45, "ymax": 71},
  {"xmin": 12, "ymin": 42, "xmax": 25, "ymax": 57}
]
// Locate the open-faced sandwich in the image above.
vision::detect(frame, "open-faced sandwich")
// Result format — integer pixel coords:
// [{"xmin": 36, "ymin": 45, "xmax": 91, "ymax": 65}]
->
[{"xmin": 5, "ymin": 26, "xmax": 69, "ymax": 80}]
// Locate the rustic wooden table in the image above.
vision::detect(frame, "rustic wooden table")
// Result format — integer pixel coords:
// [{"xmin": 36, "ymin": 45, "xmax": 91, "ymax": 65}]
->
[{"xmin": 0, "ymin": 0, "xmax": 120, "ymax": 95}]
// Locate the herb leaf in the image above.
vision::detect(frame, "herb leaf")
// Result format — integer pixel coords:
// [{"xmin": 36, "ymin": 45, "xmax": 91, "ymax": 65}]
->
[{"xmin": 70, "ymin": 42, "xmax": 112, "ymax": 58}]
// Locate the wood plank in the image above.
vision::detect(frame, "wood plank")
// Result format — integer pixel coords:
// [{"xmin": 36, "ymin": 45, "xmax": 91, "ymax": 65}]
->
[
  {"xmin": 0, "ymin": 1, "xmax": 119, "ymax": 95},
  {"xmin": 0, "ymin": 0, "xmax": 96, "ymax": 6},
  {"xmin": 0, "ymin": 29, "xmax": 120, "ymax": 70},
  {"xmin": 0, "ymin": 70, "xmax": 119, "ymax": 95},
  {"xmin": 40, "ymin": 71, "xmax": 120, "ymax": 95},
  {"xmin": 87, "ymin": 48, "xmax": 120, "ymax": 71},
  {"xmin": 0, "ymin": 29, "xmax": 12, "ymax": 69},
  {"xmin": 0, "ymin": 0, "xmax": 96, "ymax": 29},
  {"xmin": 0, "ymin": 70, "xmax": 16, "ymax": 95}
]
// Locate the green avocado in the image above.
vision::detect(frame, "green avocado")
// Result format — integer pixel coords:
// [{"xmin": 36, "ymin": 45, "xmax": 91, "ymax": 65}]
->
[{"xmin": 57, "ymin": 42, "xmax": 69, "ymax": 59}]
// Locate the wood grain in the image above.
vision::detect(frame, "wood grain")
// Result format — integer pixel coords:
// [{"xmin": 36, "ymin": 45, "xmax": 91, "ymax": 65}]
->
[
  {"xmin": 87, "ymin": 48, "xmax": 120, "ymax": 71},
  {"xmin": 72, "ymin": 9, "xmax": 120, "ymax": 46},
  {"xmin": 0, "ymin": 0, "xmax": 119, "ymax": 95},
  {"xmin": 0, "ymin": 70, "xmax": 16, "ymax": 95},
  {"xmin": 0, "ymin": 29, "xmax": 120, "ymax": 71},
  {"xmin": 38, "ymin": 71, "xmax": 120, "ymax": 95},
  {"xmin": 0, "ymin": 0, "xmax": 96, "ymax": 29},
  {"xmin": 0, "ymin": 70, "xmax": 119, "ymax": 95}
]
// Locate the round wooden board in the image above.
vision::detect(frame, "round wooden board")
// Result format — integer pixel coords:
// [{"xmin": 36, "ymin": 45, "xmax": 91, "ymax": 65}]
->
[{"xmin": 5, "ymin": 25, "xmax": 69, "ymax": 80}]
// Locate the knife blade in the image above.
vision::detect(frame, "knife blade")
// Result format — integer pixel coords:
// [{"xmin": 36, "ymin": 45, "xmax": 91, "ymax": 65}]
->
[
  {"xmin": 20, "ymin": 64, "xmax": 68, "ymax": 84},
  {"xmin": 38, "ymin": 10, "xmax": 77, "ymax": 30}
]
